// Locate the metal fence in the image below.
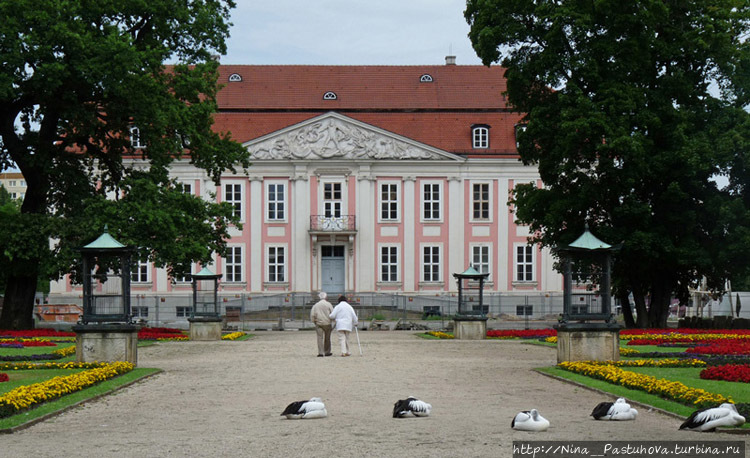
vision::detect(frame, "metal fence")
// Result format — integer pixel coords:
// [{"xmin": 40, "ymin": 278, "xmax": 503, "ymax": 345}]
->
[{"xmin": 43, "ymin": 291, "xmax": 574, "ymax": 329}]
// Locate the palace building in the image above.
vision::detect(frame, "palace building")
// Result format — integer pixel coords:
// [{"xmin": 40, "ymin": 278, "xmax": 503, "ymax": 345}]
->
[{"xmin": 50, "ymin": 59, "xmax": 562, "ymax": 319}]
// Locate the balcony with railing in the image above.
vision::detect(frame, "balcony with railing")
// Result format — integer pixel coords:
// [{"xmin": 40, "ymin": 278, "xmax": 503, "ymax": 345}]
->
[{"xmin": 309, "ymin": 215, "xmax": 357, "ymax": 234}]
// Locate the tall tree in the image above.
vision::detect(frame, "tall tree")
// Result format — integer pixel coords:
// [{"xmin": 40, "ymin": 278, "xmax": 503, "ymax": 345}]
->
[
  {"xmin": 466, "ymin": 1, "xmax": 750, "ymax": 327},
  {"xmin": 0, "ymin": 1, "xmax": 250, "ymax": 329}
]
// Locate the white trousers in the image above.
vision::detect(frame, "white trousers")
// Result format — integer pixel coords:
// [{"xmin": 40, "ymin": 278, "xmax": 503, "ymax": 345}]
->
[{"xmin": 337, "ymin": 330, "xmax": 351, "ymax": 355}]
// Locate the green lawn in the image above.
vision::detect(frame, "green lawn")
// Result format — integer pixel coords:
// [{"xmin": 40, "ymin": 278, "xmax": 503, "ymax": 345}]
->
[
  {"xmin": 0, "ymin": 368, "xmax": 161, "ymax": 431},
  {"xmin": 0, "ymin": 342, "xmax": 74, "ymax": 357},
  {"xmin": 624, "ymin": 367, "xmax": 750, "ymax": 403}
]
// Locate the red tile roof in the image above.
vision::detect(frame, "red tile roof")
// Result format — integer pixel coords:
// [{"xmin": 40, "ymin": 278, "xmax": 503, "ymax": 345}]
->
[{"xmin": 214, "ymin": 65, "xmax": 524, "ymax": 156}]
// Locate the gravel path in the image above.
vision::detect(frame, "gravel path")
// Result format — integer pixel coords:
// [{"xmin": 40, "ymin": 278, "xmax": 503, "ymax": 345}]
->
[{"xmin": 2, "ymin": 331, "xmax": 748, "ymax": 457}]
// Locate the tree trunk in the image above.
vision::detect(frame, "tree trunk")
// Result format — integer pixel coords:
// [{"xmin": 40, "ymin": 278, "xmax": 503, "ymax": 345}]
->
[
  {"xmin": 648, "ymin": 280, "xmax": 672, "ymax": 328},
  {"xmin": 632, "ymin": 285, "xmax": 649, "ymax": 328},
  {"xmin": 0, "ymin": 272, "xmax": 38, "ymax": 329},
  {"xmin": 617, "ymin": 290, "xmax": 636, "ymax": 328}
]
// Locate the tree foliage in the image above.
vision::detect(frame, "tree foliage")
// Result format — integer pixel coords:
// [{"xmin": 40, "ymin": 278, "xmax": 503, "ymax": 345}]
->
[
  {"xmin": 466, "ymin": 0, "xmax": 750, "ymax": 327},
  {"xmin": 0, "ymin": 1, "xmax": 249, "ymax": 329}
]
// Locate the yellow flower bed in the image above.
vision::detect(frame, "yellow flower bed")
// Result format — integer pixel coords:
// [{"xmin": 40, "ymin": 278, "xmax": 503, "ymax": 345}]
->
[
  {"xmin": 619, "ymin": 347, "xmax": 640, "ymax": 356},
  {"xmin": 0, "ymin": 361, "xmax": 134, "ymax": 418},
  {"xmin": 221, "ymin": 332, "xmax": 246, "ymax": 341},
  {"xmin": 426, "ymin": 331, "xmax": 454, "ymax": 339},
  {"xmin": 545, "ymin": 336, "xmax": 557, "ymax": 343},
  {"xmin": 52, "ymin": 346, "xmax": 76, "ymax": 357},
  {"xmin": 0, "ymin": 361, "xmax": 111, "ymax": 371},
  {"xmin": 558, "ymin": 361, "xmax": 728, "ymax": 408},
  {"xmin": 583, "ymin": 358, "xmax": 706, "ymax": 368}
]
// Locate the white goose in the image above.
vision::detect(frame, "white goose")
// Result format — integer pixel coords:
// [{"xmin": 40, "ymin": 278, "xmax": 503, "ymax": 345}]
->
[
  {"xmin": 281, "ymin": 397, "xmax": 328, "ymax": 419},
  {"xmin": 393, "ymin": 397, "xmax": 432, "ymax": 418},
  {"xmin": 591, "ymin": 398, "xmax": 638, "ymax": 421},
  {"xmin": 512, "ymin": 409, "xmax": 550, "ymax": 431},
  {"xmin": 679, "ymin": 403, "xmax": 745, "ymax": 432}
]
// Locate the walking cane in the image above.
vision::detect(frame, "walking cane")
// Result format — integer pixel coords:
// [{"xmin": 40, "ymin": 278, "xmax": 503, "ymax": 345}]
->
[{"xmin": 354, "ymin": 326, "xmax": 363, "ymax": 356}]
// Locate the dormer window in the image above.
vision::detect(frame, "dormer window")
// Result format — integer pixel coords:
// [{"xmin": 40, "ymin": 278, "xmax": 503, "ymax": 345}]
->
[
  {"xmin": 130, "ymin": 126, "xmax": 144, "ymax": 149},
  {"xmin": 228, "ymin": 73, "xmax": 242, "ymax": 82},
  {"xmin": 323, "ymin": 91, "xmax": 337, "ymax": 100},
  {"xmin": 420, "ymin": 74, "xmax": 433, "ymax": 82},
  {"xmin": 515, "ymin": 123, "xmax": 528, "ymax": 149},
  {"xmin": 472, "ymin": 125, "xmax": 489, "ymax": 149}
]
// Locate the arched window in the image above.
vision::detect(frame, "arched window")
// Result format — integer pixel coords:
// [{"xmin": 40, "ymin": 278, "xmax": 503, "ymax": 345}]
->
[
  {"xmin": 130, "ymin": 126, "xmax": 144, "ymax": 149},
  {"xmin": 515, "ymin": 124, "xmax": 528, "ymax": 149},
  {"xmin": 228, "ymin": 73, "xmax": 242, "ymax": 82},
  {"xmin": 472, "ymin": 125, "xmax": 489, "ymax": 149},
  {"xmin": 323, "ymin": 91, "xmax": 337, "ymax": 100},
  {"xmin": 420, "ymin": 74, "xmax": 433, "ymax": 82}
]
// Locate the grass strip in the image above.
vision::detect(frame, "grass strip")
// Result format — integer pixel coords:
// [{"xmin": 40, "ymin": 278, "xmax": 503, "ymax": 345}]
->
[{"xmin": 0, "ymin": 367, "xmax": 161, "ymax": 433}]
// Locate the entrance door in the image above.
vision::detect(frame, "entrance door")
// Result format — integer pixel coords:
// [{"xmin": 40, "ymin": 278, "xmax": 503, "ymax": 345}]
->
[{"xmin": 321, "ymin": 245, "xmax": 345, "ymax": 295}]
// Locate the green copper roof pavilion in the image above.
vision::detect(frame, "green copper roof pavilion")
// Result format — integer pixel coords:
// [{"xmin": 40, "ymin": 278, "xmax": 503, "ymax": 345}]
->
[
  {"xmin": 83, "ymin": 226, "xmax": 126, "ymax": 250},
  {"xmin": 566, "ymin": 224, "xmax": 612, "ymax": 251}
]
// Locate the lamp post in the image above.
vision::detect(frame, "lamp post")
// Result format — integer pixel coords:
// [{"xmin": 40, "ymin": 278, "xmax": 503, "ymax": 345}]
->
[
  {"xmin": 73, "ymin": 226, "xmax": 138, "ymax": 364},
  {"xmin": 554, "ymin": 224, "xmax": 621, "ymax": 362},
  {"xmin": 188, "ymin": 266, "xmax": 223, "ymax": 340},
  {"xmin": 452, "ymin": 266, "xmax": 490, "ymax": 339}
]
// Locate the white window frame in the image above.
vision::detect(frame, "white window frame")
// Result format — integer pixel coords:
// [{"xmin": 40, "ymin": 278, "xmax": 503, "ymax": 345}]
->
[
  {"xmin": 471, "ymin": 182, "xmax": 492, "ymax": 222},
  {"xmin": 470, "ymin": 244, "xmax": 491, "ymax": 279},
  {"xmin": 174, "ymin": 264, "xmax": 194, "ymax": 284},
  {"xmin": 378, "ymin": 181, "xmax": 400, "ymax": 222},
  {"xmin": 421, "ymin": 181, "xmax": 442, "ymax": 222},
  {"xmin": 266, "ymin": 181, "xmax": 287, "ymax": 222},
  {"xmin": 180, "ymin": 182, "xmax": 193, "ymax": 195},
  {"xmin": 130, "ymin": 126, "xmax": 145, "ymax": 149},
  {"xmin": 266, "ymin": 245, "xmax": 287, "ymax": 283},
  {"xmin": 379, "ymin": 245, "xmax": 400, "ymax": 283},
  {"xmin": 321, "ymin": 180, "xmax": 345, "ymax": 218},
  {"xmin": 131, "ymin": 260, "xmax": 150, "ymax": 283},
  {"xmin": 223, "ymin": 181, "xmax": 245, "ymax": 222},
  {"xmin": 514, "ymin": 244, "xmax": 536, "ymax": 282},
  {"xmin": 224, "ymin": 245, "xmax": 244, "ymax": 283},
  {"xmin": 131, "ymin": 306, "xmax": 149, "ymax": 318},
  {"xmin": 472, "ymin": 126, "xmax": 489, "ymax": 149},
  {"xmin": 421, "ymin": 244, "xmax": 442, "ymax": 283}
]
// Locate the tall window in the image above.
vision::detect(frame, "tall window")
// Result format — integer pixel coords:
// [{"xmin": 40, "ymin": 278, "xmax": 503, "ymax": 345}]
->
[
  {"xmin": 130, "ymin": 126, "xmax": 144, "ymax": 149},
  {"xmin": 422, "ymin": 182, "xmax": 441, "ymax": 220},
  {"xmin": 131, "ymin": 260, "xmax": 149, "ymax": 283},
  {"xmin": 471, "ymin": 245, "xmax": 490, "ymax": 277},
  {"xmin": 180, "ymin": 183, "xmax": 192, "ymax": 195},
  {"xmin": 515, "ymin": 245, "xmax": 535, "ymax": 282},
  {"xmin": 323, "ymin": 182, "xmax": 342, "ymax": 217},
  {"xmin": 268, "ymin": 246, "xmax": 285, "ymax": 282},
  {"xmin": 472, "ymin": 183, "xmax": 490, "ymax": 220},
  {"xmin": 225, "ymin": 246, "xmax": 243, "ymax": 282},
  {"xmin": 131, "ymin": 306, "xmax": 149, "ymax": 318},
  {"xmin": 267, "ymin": 183, "xmax": 286, "ymax": 221},
  {"xmin": 380, "ymin": 246, "xmax": 399, "ymax": 282},
  {"xmin": 380, "ymin": 183, "xmax": 399, "ymax": 221},
  {"xmin": 422, "ymin": 246, "xmax": 441, "ymax": 282},
  {"xmin": 224, "ymin": 183, "xmax": 243, "ymax": 220},
  {"xmin": 472, "ymin": 126, "xmax": 489, "ymax": 149}
]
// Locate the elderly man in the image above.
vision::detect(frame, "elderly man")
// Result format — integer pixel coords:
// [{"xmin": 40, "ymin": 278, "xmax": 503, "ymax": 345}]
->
[{"xmin": 310, "ymin": 292, "xmax": 334, "ymax": 357}]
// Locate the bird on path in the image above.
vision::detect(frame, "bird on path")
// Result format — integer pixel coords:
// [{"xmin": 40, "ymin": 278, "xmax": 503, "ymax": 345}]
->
[
  {"xmin": 393, "ymin": 397, "xmax": 432, "ymax": 418},
  {"xmin": 679, "ymin": 403, "xmax": 745, "ymax": 432},
  {"xmin": 512, "ymin": 409, "xmax": 550, "ymax": 431},
  {"xmin": 281, "ymin": 397, "xmax": 327, "ymax": 419},
  {"xmin": 591, "ymin": 398, "xmax": 638, "ymax": 421}
]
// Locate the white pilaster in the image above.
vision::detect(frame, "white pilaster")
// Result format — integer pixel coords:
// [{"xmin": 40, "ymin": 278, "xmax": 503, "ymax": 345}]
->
[
  {"xmin": 249, "ymin": 177, "xmax": 262, "ymax": 291},
  {"xmin": 448, "ymin": 176, "xmax": 464, "ymax": 286},
  {"xmin": 497, "ymin": 178, "xmax": 509, "ymax": 291},
  {"xmin": 293, "ymin": 170, "xmax": 310, "ymax": 292},
  {"xmin": 403, "ymin": 176, "xmax": 416, "ymax": 291}
]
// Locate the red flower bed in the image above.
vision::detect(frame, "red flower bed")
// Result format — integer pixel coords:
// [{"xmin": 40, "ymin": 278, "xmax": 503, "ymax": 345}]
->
[
  {"xmin": 687, "ymin": 340, "xmax": 750, "ymax": 356},
  {"xmin": 700, "ymin": 364, "xmax": 750, "ymax": 383},
  {"xmin": 623, "ymin": 328, "xmax": 750, "ymax": 336},
  {"xmin": 486, "ymin": 329, "xmax": 556, "ymax": 339},
  {"xmin": 0, "ymin": 329, "xmax": 75, "ymax": 338},
  {"xmin": 0, "ymin": 340, "xmax": 57, "ymax": 347},
  {"xmin": 138, "ymin": 327, "xmax": 187, "ymax": 340},
  {"xmin": 0, "ymin": 373, "xmax": 8, "ymax": 382}
]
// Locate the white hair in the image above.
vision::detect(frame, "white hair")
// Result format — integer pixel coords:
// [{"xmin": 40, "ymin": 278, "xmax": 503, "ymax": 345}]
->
[{"xmin": 319, "ymin": 291, "xmax": 327, "ymax": 300}]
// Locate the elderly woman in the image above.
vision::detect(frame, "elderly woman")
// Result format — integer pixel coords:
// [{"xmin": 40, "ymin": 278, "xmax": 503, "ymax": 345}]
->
[
  {"xmin": 310, "ymin": 291, "xmax": 334, "ymax": 357},
  {"xmin": 329, "ymin": 295, "xmax": 358, "ymax": 357}
]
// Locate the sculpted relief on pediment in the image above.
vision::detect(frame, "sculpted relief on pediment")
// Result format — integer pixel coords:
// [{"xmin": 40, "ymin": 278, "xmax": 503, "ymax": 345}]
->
[{"xmin": 246, "ymin": 117, "xmax": 446, "ymax": 160}]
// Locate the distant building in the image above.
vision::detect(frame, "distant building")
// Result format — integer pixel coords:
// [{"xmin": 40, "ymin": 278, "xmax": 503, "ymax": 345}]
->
[
  {"xmin": 0, "ymin": 172, "xmax": 26, "ymax": 201},
  {"xmin": 50, "ymin": 61, "xmax": 562, "ymax": 318}
]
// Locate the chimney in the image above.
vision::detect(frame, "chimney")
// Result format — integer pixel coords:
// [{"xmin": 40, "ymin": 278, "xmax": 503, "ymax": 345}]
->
[{"xmin": 445, "ymin": 55, "xmax": 456, "ymax": 66}]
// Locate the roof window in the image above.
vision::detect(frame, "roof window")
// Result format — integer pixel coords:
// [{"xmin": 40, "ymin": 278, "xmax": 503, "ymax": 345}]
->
[
  {"xmin": 228, "ymin": 73, "xmax": 242, "ymax": 82},
  {"xmin": 323, "ymin": 91, "xmax": 337, "ymax": 100},
  {"xmin": 420, "ymin": 74, "xmax": 433, "ymax": 82},
  {"xmin": 472, "ymin": 124, "xmax": 490, "ymax": 149}
]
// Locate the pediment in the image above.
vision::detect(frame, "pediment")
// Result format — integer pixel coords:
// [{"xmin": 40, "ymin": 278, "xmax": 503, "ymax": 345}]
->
[{"xmin": 242, "ymin": 112, "xmax": 463, "ymax": 161}]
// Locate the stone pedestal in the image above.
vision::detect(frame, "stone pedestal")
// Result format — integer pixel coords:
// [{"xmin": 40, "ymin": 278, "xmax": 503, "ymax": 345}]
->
[
  {"xmin": 555, "ymin": 324, "xmax": 621, "ymax": 363},
  {"xmin": 188, "ymin": 317, "xmax": 223, "ymax": 340},
  {"xmin": 453, "ymin": 317, "xmax": 488, "ymax": 340},
  {"xmin": 72, "ymin": 324, "xmax": 138, "ymax": 365}
]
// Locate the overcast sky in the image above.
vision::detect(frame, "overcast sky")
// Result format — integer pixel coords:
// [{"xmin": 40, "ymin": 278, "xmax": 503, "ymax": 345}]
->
[{"xmin": 222, "ymin": 0, "xmax": 484, "ymax": 66}]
